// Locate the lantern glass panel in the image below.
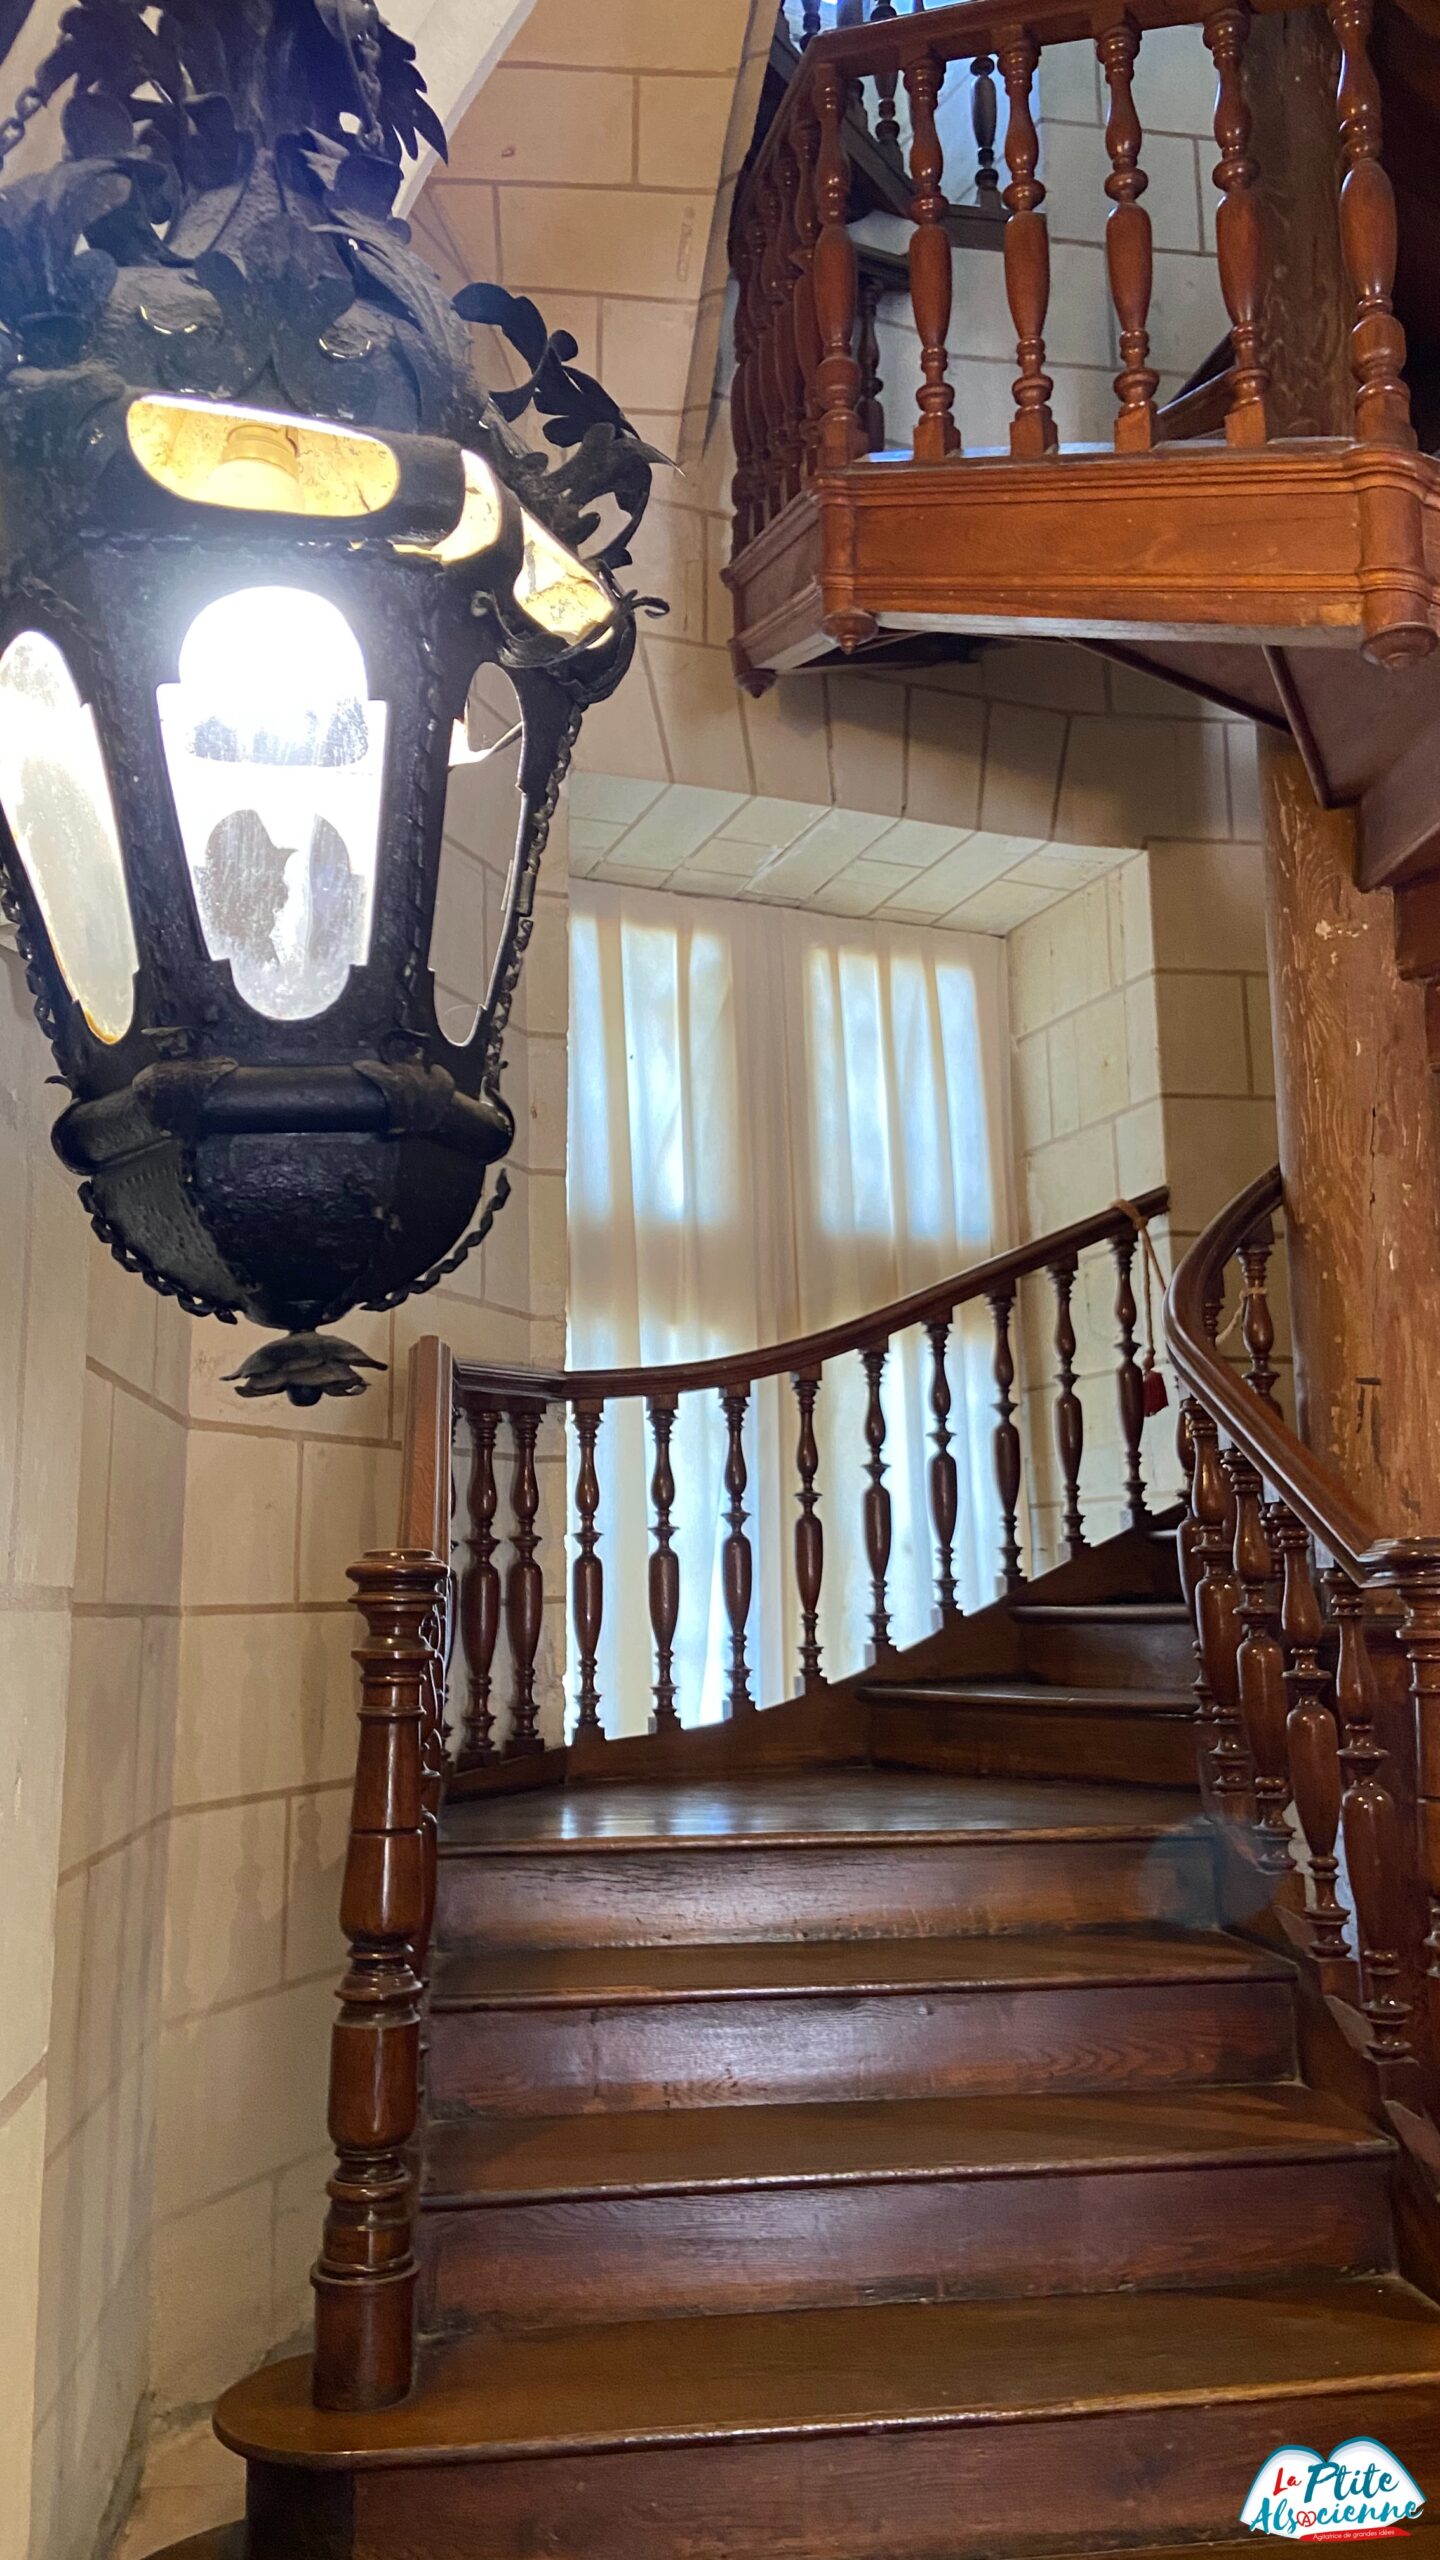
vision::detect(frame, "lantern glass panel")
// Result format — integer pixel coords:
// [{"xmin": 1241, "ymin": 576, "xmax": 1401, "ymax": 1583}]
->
[
  {"xmin": 515, "ymin": 513, "xmax": 613, "ymax": 640},
  {"xmin": 158, "ymin": 587, "xmax": 388, "ymax": 1023},
  {"xmin": 430, "ymin": 665, "xmax": 524, "ymax": 1047},
  {"xmin": 0, "ymin": 630, "xmax": 139, "ymax": 1043}
]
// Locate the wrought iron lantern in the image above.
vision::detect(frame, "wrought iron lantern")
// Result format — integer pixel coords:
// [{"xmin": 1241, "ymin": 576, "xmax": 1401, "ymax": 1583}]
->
[{"xmin": 0, "ymin": 0, "xmax": 660, "ymax": 1401}]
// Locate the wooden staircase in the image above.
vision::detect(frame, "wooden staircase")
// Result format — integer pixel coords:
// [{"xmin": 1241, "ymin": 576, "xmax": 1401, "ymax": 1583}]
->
[{"xmin": 216, "ymin": 1522, "xmax": 1440, "ymax": 2557}]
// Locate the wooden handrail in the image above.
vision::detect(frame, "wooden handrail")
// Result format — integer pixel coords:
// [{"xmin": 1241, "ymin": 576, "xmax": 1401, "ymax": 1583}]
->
[
  {"xmin": 740, "ymin": 0, "xmax": 1316, "ymax": 218},
  {"xmin": 1162, "ymin": 1159, "xmax": 1440, "ymax": 2121},
  {"xmin": 728, "ymin": 0, "xmax": 1417, "ymax": 645},
  {"xmin": 1163, "ymin": 1164, "xmax": 1381, "ymax": 1576},
  {"xmin": 452, "ymin": 1186, "xmax": 1169, "ymax": 1415}
]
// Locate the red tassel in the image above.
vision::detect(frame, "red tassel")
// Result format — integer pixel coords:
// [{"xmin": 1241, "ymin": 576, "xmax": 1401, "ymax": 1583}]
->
[{"xmin": 1142, "ymin": 1361, "xmax": 1169, "ymax": 1417}]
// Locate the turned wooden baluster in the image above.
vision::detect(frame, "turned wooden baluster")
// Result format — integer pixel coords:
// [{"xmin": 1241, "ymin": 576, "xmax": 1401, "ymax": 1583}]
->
[
  {"xmin": 1202, "ymin": 0, "xmax": 1270, "ymax": 446},
  {"xmin": 871, "ymin": 0, "xmax": 902, "ymax": 159},
  {"xmin": 744, "ymin": 206, "xmax": 776, "ymax": 533},
  {"xmin": 973, "ymin": 54, "xmax": 1001, "ymax": 207},
  {"xmin": 504, "ymin": 1402, "xmax": 544, "ymax": 1757},
  {"xmin": 757, "ymin": 169, "xmax": 789, "ymax": 525},
  {"xmin": 794, "ymin": 1368, "xmax": 825, "ymax": 1691},
  {"xmin": 792, "ymin": 112, "xmax": 825, "ymax": 470},
  {"xmin": 1189, "ymin": 1401, "xmax": 1249, "ymax": 1804},
  {"xmin": 988, "ymin": 1283, "xmax": 1024, "ymax": 1591},
  {"xmin": 1097, "ymin": 16, "xmax": 1158, "ymax": 452},
  {"xmin": 771, "ymin": 149, "xmax": 807, "ymax": 503},
  {"xmin": 856, "ymin": 267, "xmax": 887, "ymax": 452},
  {"xmin": 1378, "ymin": 1544, "xmax": 1440, "ymax": 1992},
  {"xmin": 1273, "ymin": 1507, "xmax": 1350, "ymax": 1981},
  {"xmin": 1112, "ymin": 1232, "xmax": 1150, "ymax": 1531},
  {"xmin": 571, "ymin": 1399, "xmax": 605, "ymax": 1743},
  {"xmin": 927, "ymin": 1316, "xmax": 961, "ymax": 1622},
  {"xmin": 730, "ymin": 221, "xmax": 756, "ymax": 547},
  {"xmin": 1328, "ymin": 0, "xmax": 1415, "ymax": 447},
  {"xmin": 648, "ymin": 1392, "xmax": 681, "ymax": 1731},
  {"xmin": 314, "ymin": 1549, "xmax": 447, "ymax": 2413},
  {"xmin": 1225, "ymin": 1450, "xmax": 1293, "ymax": 1869},
  {"xmin": 800, "ymin": 0, "xmax": 823, "ymax": 42},
  {"xmin": 814, "ymin": 64, "xmax": 866, "ymax": 467},
  {"xmin": 722, "ymin": 1387, "xmax": 756, "ymax": 1716},
  {"xmin": 862, "ymin": 1344, "xmax": 894, "ymax": 1655},
  {"xmin": 1240, "ymin": 1226, "xmax": 1282, "ymax": 1414},
  {"xmin": 1327, "ymin": 1568, "xmax": 1414, "ymax": 2071},
  {"xmin": 998, "ymin": 29, "xmax": 1058, "ymax": 458},
  {"xmin": 457, "ymin": 1407, "xmax": 500, "ymax": 1767},
  {"xmin": 1049, "ymin": 1254, "xmax": 1086, "ymax": 1561},
  {"xmin": 1176, "ymin": 1394, "xmax": 1213, "ymax": 1773},
  {"xmin": 905, "ymin": 48, "xmax": 960, "ymax": 459}
]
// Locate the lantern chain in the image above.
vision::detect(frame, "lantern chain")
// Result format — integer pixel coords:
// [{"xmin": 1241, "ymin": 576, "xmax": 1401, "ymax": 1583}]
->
[
  {"xmin": 77, "ymin": 1183, "xmax": 241, "ymax": 1325},
  {"xmin": 481, "ymin": 703, "xmax": 582, "ymax": 1084},
  {"xmin": 361, "ymin": 1170, "xmax": 512, "ymax": 1312},
  {"xmin": 0, "ymin": 82, "xmax": 48, "ymax": 172}
]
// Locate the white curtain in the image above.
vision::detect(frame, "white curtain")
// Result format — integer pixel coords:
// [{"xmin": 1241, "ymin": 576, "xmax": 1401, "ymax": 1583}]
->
[{"xmin": 567, "ymin": 882, "xmax": 1016, "ymax": 1738}]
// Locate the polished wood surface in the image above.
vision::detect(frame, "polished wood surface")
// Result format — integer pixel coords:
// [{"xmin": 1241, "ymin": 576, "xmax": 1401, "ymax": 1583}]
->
[
  {"xmin": 439, "ymin": 1769, "xmax": 1203, "ymax": 1848},
  {"xmin": 312, "ymin": 1551, "xmax": 448, "ymax": 2414},
  {"xmin": 432, "ymin": 1927, "xmax": 1282, "ymax": 2009},
  {"xmin": 218, "ymin": 2275, "xmax": 1440, "ymax": 2467},
  {"xmin": 424, "ymin": 2081, "xmax": 1386, "ymax": 2204},
  {"xmin": 419, "ymin": 2087, "xmax": 1391, "ymax": 2331}
]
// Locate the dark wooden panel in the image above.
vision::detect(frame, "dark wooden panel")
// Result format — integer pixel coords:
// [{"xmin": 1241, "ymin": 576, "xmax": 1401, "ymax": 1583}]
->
[
  {"xmin": 427, "ymin": 1974, "xmax": 1296, "ymax": 2115},
  {"xmin": 436, "ymin": 1833, "xmax": 1217, "ymax": 1949},
  {"xmin": 347, "ymin": 2382, "xmax": 1440, "ymax": 2560},
  {"xmin": 867, "ymin": 1700, "xmax": 1197, "ymax": 1788},
  {"xmin": 440, "ymin": 1770, "xmax": 1203, "ymax": 1847},
  {"xmin": 421, "ymin": 2152, "xmax": 1391, "ymax": 2330},
  {"xmin": 1014, "ymin": 1605, "xmax": 1197, "ymax": 1689}
]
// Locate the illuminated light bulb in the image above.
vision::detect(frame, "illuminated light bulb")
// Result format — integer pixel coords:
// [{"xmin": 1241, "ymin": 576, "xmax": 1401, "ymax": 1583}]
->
[
  {"xmin": 514, "ymin": 511, "xmax": 612, "ymax": 641},
  {"xmin": 202, "ymin": 420, "xmax": 303, "ymax": 513},
  {"xmin": 127, "ymin": 394, "xmax": 400, "ymax": 518}
]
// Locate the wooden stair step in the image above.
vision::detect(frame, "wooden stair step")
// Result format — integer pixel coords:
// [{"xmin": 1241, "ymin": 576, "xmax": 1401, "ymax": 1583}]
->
[
  {"xmin": 418, "ymin": 2085, "xmax": 1393, "ymax": 2328},
  {"xmin": 1013, "ymin": 1600, "xmax": 1196, "ymax": 1689},
  {"xmin": 436, "ymin": 1773, "xmax": 1214, "ymax": 1950},
  {"xmin": 432, "ymin": 1928, "xmax": 1290, "ymax": 2010},
  {"xmin": 439, "ymin": 1771, "xmax": 1203, "ymax": 1850},
  {"xmin": 863, "ymin": 1680, "xmax": 1195, "ymax": 1716},
  {"xmin": 865, "ymin": 1677, "xmax": 1199, "ymax": 1788},
  {"xmin": 427, "ymin": 1930, "xmax": 1296, "ymax": 2115},
  {"xmin": 1011, "ymin": 1602, "xmax": 1193, "ymax": 1623},
  {"xmin": 425, "ymin": 2083, "xmax": 1387, "ymax": 2202},
  {"xmin": 217, "ymin": 2277, "xmax": 1440, "ymax": 2559}
]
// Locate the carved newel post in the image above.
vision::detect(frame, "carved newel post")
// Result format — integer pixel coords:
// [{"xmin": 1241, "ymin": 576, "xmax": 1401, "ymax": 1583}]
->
[{"xmin": 313, "ymin": 1549, "xmax": 448, "ymax": 2412}]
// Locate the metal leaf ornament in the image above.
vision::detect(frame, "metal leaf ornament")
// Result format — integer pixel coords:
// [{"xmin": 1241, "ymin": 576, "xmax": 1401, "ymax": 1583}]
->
[{"xmin": 0, "ymin": 0, "xmax": 667, "ymax": 1406}]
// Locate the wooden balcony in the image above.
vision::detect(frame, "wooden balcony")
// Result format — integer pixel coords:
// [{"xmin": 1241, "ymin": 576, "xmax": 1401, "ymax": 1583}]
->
[{"xmin": 727, "ymin": 0, "xmax": 1440, "ymax": 890}]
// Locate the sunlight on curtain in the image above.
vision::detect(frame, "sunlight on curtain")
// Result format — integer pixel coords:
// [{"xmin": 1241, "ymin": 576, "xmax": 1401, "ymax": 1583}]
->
[{"xmin": 567, "ymin": 882, "xmax": 1015, "ymax": 1739}]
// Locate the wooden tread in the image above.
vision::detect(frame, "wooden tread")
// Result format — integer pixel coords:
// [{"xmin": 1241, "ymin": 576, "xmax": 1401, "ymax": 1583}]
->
[
  {"xmin": 863, "ymin": 1679, "xmax": 1194, "ymax": 1716},
  {"xmin": 423, "ymin": 2084, "xmax": 1387, "ymax": 2205},
  {"xmin": 218, "ymin": 2275, "xmax": 1440, "ymax": 2467},
  {"xmin": 430, "ymin": 1926, "xmax": 1284, "ymax": 2012},
  {"xmin": 1012, "ymin": 1601, "xmax": 1191, "ymax": 1624},
  {"xmin": 419, "ymin": 2080, "xmax": 1392, "ymax": 2327},
  {"xmin": 439, "ymin": 1771, "xmax": 1203, "ymax": 1854}
]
